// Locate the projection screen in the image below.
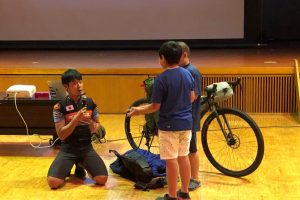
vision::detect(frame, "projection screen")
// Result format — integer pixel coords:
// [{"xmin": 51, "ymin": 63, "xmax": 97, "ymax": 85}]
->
[{"xmin": 0, "ymin": 0, "xmax": 244, "ymax": 41}]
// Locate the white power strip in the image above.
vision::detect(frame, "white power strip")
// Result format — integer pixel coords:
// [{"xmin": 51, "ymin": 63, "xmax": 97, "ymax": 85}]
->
[{"xmin": 6, "ymin": 85, "xmax": 36, "ymax": 98}]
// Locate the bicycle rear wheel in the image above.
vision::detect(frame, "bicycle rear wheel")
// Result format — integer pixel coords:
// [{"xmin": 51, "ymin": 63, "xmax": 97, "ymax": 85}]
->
[
  {"xmin": 201, "ymin": 108, "xmax": 264, "ymax": 177},
  {"xmin": 124, "ymin": 98, "xmax": 159, "ymax": 154}
]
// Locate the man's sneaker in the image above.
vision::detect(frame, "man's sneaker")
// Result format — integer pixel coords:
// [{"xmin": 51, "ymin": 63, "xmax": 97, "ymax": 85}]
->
[
  {"xmin": 188, "ymin": 178, "xmax": 201, "ymax": 191},
  {"xmin": 177, "ymin": 190, "xmax": 191, "ymax": 200},
  {"xmin": 74, "ymin": 163, "xmax": 86, "ymax": 179}
]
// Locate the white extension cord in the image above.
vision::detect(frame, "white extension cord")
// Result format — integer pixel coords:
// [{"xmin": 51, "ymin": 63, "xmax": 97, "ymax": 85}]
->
[{"xmin": 13, "ymin": 92, "xmax": 60, "ymax": 148}]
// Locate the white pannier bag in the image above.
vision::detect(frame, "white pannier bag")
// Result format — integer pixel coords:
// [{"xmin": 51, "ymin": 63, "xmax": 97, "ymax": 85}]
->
[{"xmin": 206, "ymin": 82, "xmax": 234, "ymax": 102}]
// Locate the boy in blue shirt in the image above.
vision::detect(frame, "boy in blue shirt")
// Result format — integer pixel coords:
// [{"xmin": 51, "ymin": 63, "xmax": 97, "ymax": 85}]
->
[
  {"xmin": 128, "ymin": 41, "xmax": 195, "ymax": 200},
  {"xmin": 178, "ymin": 41, "xmax": 202, "ymax": 191}
]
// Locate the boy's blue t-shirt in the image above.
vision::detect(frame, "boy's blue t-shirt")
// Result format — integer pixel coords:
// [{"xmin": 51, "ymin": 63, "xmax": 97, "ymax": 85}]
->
[
  {"xmin": 151, "ymin": 67, "xmax": 194, "ymax": 131},
  {"xmin": 182, "ymin": 63, "xmax": 202, "ymax": 132}
]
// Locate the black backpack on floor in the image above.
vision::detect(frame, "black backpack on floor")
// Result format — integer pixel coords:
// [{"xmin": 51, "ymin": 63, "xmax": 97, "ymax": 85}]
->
[{"xmin": 109, "ymin": 149, "xmax": 166, "ymax": 190}]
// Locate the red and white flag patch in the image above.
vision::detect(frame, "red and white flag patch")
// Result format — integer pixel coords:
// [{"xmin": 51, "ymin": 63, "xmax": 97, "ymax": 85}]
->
[{"xmin": 65, "ymin": 105, "xmax": 74, "ymax": 111}]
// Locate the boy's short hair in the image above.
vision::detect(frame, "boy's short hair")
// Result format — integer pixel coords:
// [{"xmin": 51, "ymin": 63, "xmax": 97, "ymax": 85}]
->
[
  {"xmin": 178, "ymin": 41, "xmax": 191, "ymax": 57},
  {"xmin": 61, "ymin": 68, "xmax": 82, "ymax": 85},
  {"xmin": 159, "ymin": 41, "xmax": 182, "ymax": 65}
]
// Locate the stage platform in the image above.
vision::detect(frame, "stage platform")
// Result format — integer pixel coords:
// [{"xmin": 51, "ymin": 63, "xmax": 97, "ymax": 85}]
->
[
  {"xmin": 0, "ymin": 42, "xmax": 299, "ymax": 113},
  {"xmin": 0, "ymin": 42, "xmax": 299, "ymax": 75}
]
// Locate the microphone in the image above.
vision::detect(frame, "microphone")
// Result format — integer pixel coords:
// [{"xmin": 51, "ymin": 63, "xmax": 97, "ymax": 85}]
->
[
  {"xmin": 79, "ymin": 92, "xmax": 90, "ymax": 125},
  {"xmin": 81, "ymin": 92, "xmax": 87, "ymax": 108}
]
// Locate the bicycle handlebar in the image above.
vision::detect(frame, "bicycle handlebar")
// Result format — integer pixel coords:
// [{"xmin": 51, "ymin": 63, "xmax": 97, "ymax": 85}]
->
[
  {"xmin": 227, "ymin": 77, "xmax": 241, "ymax": 93},
  {"xmin": 227, "ymin": 77, "xmax": 241, "ymax": 88},
  {"xmin": 204, "ymin": 77, "xmax": 241, "ymax": 95}
]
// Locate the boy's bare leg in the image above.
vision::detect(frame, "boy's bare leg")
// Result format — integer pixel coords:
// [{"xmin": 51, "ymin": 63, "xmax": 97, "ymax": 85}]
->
[
  {"xmin": 166, "ymin": 159, "xmax": 179, "ymax": 198},
  {"xmin": 189, "ymin": 152, "xmax": 199, "ymax": 180},
  {"xmin": 178, "ymin": 155, "xmax": 191, "ymax": 193}
]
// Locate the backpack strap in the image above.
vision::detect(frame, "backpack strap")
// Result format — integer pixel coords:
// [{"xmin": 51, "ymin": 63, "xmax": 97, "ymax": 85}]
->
[
  {"xmin": 134, "ymin": 181, "xmax": 149, "ymax": 191},
  {"xmin": 134, "ymin": 177, "xmax": 167, "ymax": 191},
  {"xmin": 109, "ymin": 149, "xmax": 122, "ymax": 157}
]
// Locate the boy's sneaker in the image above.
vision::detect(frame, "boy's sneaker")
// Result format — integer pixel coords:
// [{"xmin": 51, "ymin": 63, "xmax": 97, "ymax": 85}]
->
[
  {"xmin": 156, "ymin": 194, "xmax": 177, "ymax": 200},
  {"xmin": 177, "ymin": 190, "xmax": 191, "ymax": 200},
  {"xmin": 188, "ymin": 178, "xmax": 201, "ymax": 191},
  {"xmin": 74, "ymin": 163, "xmax": 86, "ymax": 179}
]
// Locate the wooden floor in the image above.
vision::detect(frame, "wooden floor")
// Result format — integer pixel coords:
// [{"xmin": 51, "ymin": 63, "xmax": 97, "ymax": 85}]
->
[{"xmin": 0, "ymin": 114, "xmax": 300, "ymax": 200}]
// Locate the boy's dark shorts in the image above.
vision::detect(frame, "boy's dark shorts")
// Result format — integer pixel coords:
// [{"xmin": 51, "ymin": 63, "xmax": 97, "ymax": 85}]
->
[{"xmin": 189, "ymin": 131, "xmax": 198, "ymax": 153}]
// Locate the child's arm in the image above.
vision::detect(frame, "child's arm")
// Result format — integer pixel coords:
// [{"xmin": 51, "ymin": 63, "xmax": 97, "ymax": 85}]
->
[{"xmin": 127, "ymin": 103, "xmax": 160, "ymax": 117}]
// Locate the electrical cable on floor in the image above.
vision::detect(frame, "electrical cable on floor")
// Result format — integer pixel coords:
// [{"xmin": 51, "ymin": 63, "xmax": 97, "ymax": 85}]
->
[{"xmin": 13, "ymin": 93, "xmax": 60, "ymax": 148}]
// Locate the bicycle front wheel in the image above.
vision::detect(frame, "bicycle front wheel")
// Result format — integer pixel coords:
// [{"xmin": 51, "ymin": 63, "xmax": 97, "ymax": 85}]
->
[
  {"xmin": 202, "ymin": 108, "xmax": 264, "ymax": 177},
  {"xmin": 124, "ymin": 98, "xmax": 159, "ymax": 153}
]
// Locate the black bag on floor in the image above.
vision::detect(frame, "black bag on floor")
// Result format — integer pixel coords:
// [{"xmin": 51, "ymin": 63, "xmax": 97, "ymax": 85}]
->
[{"xmin": 109, "ymin": 149, "xmax": 166, "ymax": 190}]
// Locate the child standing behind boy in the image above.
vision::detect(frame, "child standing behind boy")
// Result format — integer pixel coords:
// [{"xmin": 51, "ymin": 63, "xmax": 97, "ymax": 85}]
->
[
  {"xmin": 127, "ymin": 41, "xmax": 195, "ymax": 200},
  {"xmin": 178, "ymin": 41, "xmax": 202, "ymax": 191}
]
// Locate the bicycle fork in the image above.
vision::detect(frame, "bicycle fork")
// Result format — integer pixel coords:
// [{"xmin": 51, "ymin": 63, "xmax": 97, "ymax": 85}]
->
[{"xmin": 211, "ymin": 110, "xmax": 237, "ymax": 147}]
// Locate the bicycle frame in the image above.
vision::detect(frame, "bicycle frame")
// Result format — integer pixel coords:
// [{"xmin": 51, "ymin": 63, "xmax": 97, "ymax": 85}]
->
[
  {"xmin": 140, "ymin": 78, "xmax": 241, "ymax": 150},
  {"xmin": 126, "ymin": 77, "xmax": 264, "ymax": 177},
  {"xmin": 200, "ymin": 97, "xmax": 235, "ymax": 145},
  {"xmin": 200, "ymin": 78, "xmax": 241, "ymax": 145}
]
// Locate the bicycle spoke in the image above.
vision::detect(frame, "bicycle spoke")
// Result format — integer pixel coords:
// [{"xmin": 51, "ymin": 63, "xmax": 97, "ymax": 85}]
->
[{"xmin": 203, "ymin": 109, "xmax": 263, "ymax": 176}]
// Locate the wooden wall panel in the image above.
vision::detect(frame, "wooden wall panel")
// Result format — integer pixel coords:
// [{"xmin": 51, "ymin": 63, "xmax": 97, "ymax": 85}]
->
[
  {"xmin": 0, "ymin": 74, "xmax": 297, "ymax": 113},
  {"xmin": 202, "ymin": 75, "xmax": 297, "ymax": 113},
  {"xmin": 0, "ymin": 75, "xmax": 147, "ymax": 113},
  {"xmin": 82, "ymin": 75, "xmax": 147, "ymax": 113}
]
